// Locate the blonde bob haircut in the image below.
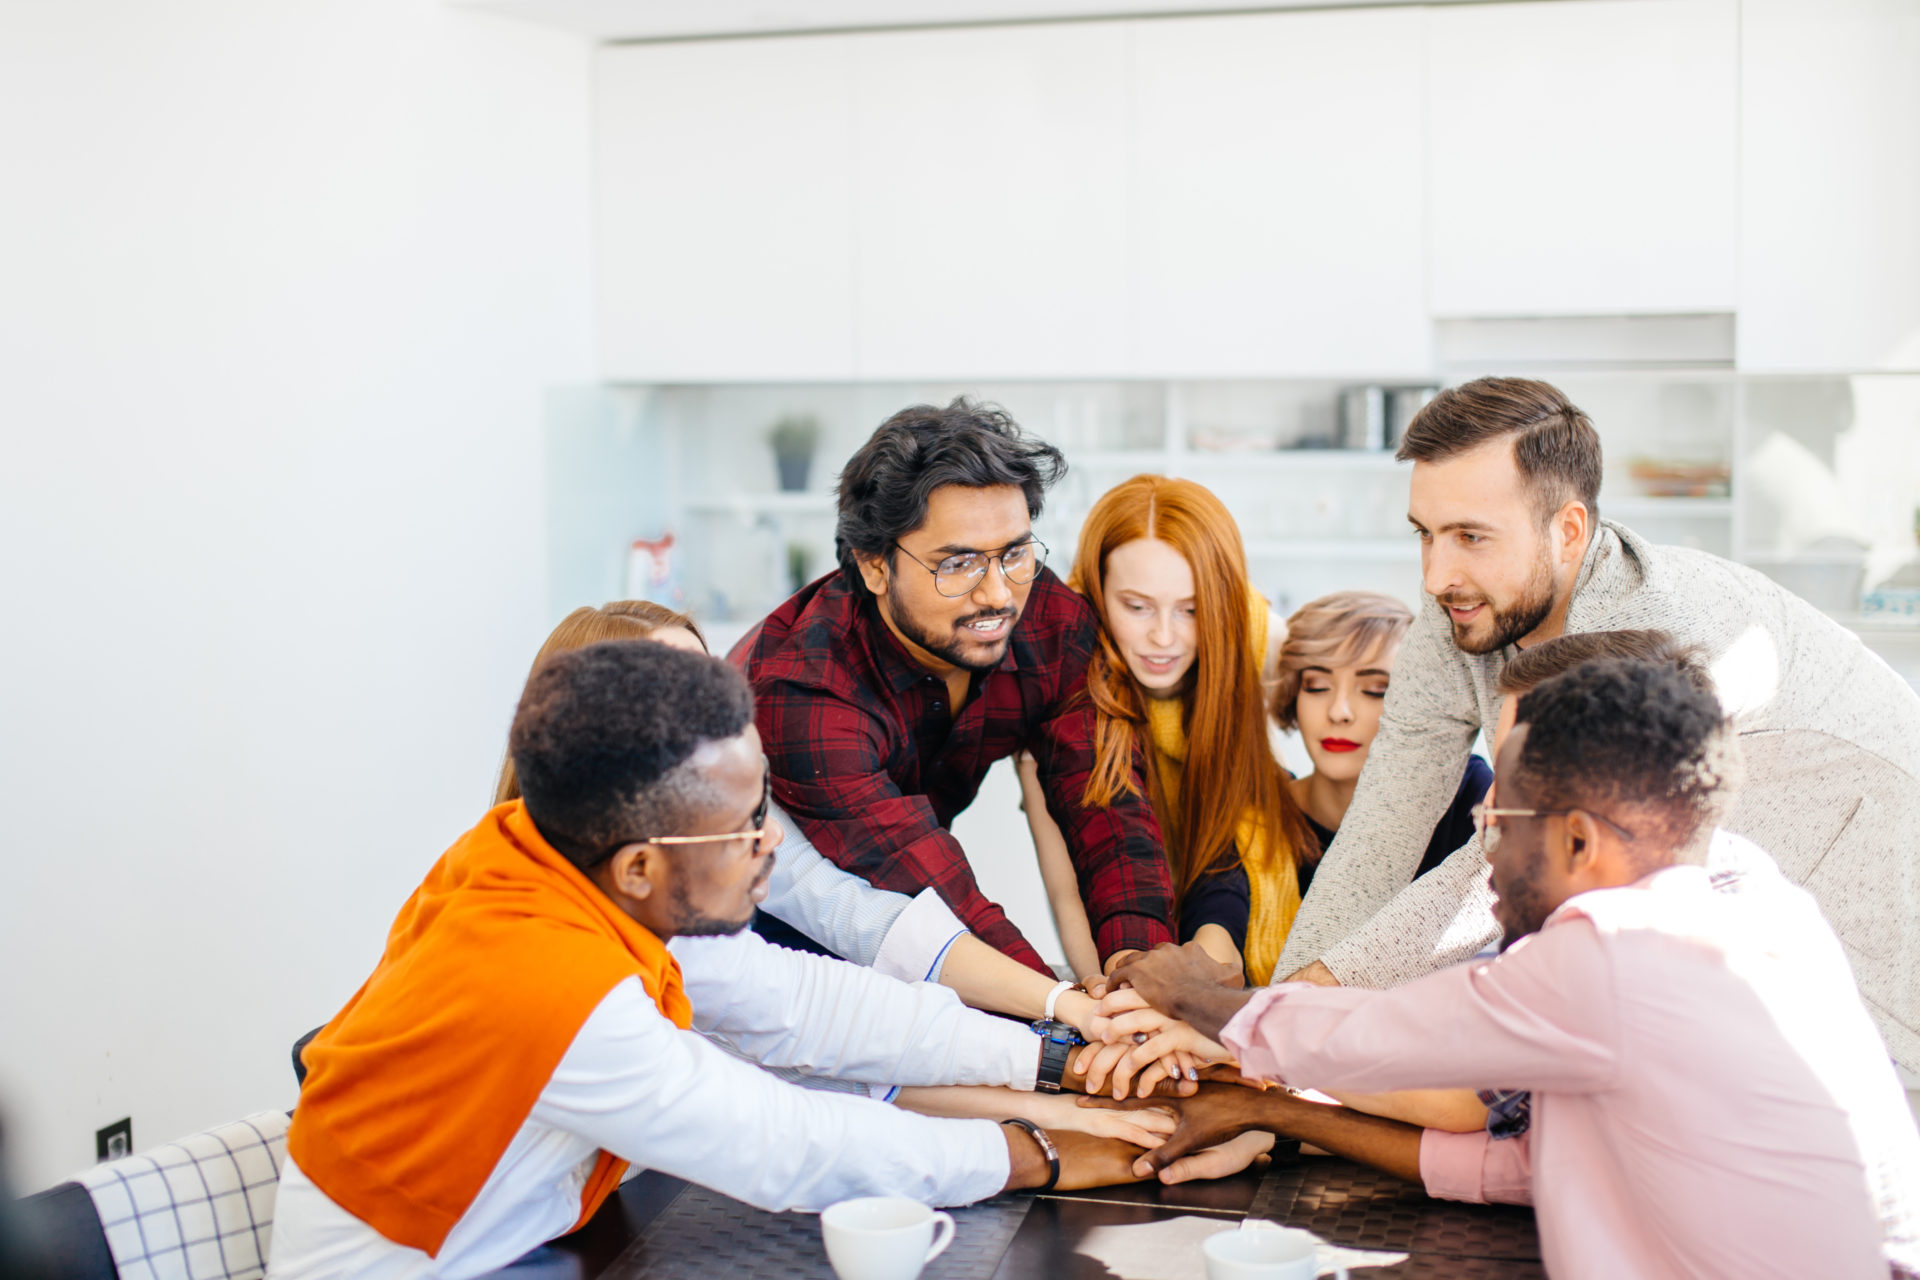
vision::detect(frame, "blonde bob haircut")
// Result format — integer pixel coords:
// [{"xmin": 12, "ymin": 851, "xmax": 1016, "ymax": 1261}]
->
[
  {"xmin": 492, "ymin": 601, "xmax": 706, "ymax": 806},
  {"xmin": 1271, "ymin": 591, "xmax": 1414, "ymax": 731}
]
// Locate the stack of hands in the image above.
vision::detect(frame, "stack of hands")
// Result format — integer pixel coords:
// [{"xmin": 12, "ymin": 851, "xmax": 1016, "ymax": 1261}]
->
[{"xmin": 1011, "ymin": 941, "xmax": 1287, "ymax": 1191}]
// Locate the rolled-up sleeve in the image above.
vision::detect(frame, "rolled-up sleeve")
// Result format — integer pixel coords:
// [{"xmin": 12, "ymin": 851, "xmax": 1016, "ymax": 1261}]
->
[
  {"xmin": 758, "ymin": 806, "xmax": 912, "ymax": 967},
  {"xmin": 873, "ymin": 888, "xmax": 971, "ymax": 985},
  {"xmin": 1221, "ymin": 916, "xmax": 1619, "ymax": 1097},
  {"xmin": 1419, "ymin": 1127, "xmax": 1534, "ymax": 1205}
]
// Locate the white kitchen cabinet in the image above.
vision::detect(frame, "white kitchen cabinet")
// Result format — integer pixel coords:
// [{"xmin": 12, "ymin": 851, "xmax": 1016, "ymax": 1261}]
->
[
  {"xmin": 1426, "ymin": 0, "xmax": 1739, "ymax": 317},
  {"xmin": 847, "ymin": 23, "xmax": 1130, "ymax": 379},
  {"xmin": 1129, "ymin": 8, "xmax": 1429, "ymax": 378},
  {"xmin": 1738, "ymin": 0, "xmax": 1920, "ymax": 372},
  {"xmin": 595, "ymin": 36, "xmax": 858, "ymax": 381}
]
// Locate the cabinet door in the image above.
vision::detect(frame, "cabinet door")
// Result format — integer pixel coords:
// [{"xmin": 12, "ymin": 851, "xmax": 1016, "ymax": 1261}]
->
[
  {"xmin": 595, "ymin": 37, "xmax": 857, "ymax": 381},
  {"xmin": 848, "ymin": 24, "xmax": 1129, "ymax": 379},
  {"xmin": 1427, "ymin": 0, "xmax": 1738, "ymax": 317},
  {"xmin": 1129, "ymin": 9, "xmax": 1429, "ymax": 377},
  {"xmin": 1739, "ymin": 0, "xmax": 1920, "ymax": 372}
]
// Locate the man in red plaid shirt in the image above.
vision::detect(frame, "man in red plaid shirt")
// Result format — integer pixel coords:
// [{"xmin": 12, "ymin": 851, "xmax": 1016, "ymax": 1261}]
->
[{"xmin": 733, "ymin": 399, "xmax": 1173, "ymax": 977}]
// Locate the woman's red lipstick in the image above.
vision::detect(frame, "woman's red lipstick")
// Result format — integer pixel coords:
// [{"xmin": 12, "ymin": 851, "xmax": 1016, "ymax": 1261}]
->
[{"xmin": 1319, "ymin": 738, "xmax": 1362, "ymax": 753}]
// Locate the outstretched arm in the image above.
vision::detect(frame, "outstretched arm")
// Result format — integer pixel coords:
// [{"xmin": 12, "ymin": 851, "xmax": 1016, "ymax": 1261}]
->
[
  {"xmin": 1016, "ymin": 750, "xmax": 1103, "ymax": 983},
  {"xmin": 760, "ymin": 686, "xmax": 1048, "ymax": 969},
  {"xmin": 1274, "ymin": 600, "xmax": 1481, "ymax": 980},
  {"xmin": 1119, "ymin": 1084, "xmax": 1426, "ymax": 1183}
]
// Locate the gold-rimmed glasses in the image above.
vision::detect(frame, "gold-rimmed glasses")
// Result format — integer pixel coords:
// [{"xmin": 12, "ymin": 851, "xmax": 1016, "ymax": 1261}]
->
[
  {"xmin": 1472, "ymin": 803, "xmax": 1636, "ymax": 856},
  {"xmin": 644, "ymin": 761, "xmax": 773, "ymax": 850}
]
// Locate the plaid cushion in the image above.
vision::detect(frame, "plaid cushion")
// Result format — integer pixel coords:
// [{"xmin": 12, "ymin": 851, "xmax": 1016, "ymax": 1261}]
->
[{"xmin": 73, "ymin": 1111, "xmax": 289, "ymax": 1280}]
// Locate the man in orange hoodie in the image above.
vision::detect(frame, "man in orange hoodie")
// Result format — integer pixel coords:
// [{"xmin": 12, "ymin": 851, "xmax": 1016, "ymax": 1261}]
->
[{"xmin": 269, "ymin": 640, "xmax": 1143, "ymax": 1280}]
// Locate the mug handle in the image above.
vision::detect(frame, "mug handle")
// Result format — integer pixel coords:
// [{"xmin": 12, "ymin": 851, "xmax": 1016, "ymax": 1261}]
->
[{"xmin": 923, "ymin": 1211, "xmax": 956, "ymax": 1264}]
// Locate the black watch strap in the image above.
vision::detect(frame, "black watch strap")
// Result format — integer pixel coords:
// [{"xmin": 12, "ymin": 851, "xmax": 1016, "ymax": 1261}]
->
[
  {"xmin": 1001, "ymin": 1117, "xmax": 1059, "ymax": 1193},
  {"xmin": 1035, "ymin": 1034, "xmax": 1074, "ymax": 1094}
]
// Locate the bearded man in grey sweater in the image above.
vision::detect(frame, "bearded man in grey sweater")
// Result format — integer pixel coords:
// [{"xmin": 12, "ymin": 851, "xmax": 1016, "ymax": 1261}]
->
[{"xmin": 1276, "ymin": 377, "xmax": 1920, "ymax": 1072}]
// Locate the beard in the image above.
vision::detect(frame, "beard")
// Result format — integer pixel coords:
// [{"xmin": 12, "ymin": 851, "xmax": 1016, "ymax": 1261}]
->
[
  {"xmin": 885, "ymin": 591, "xmax": 1019, "ymax": 674},
  {"xmin": 668, "ymin": 859, "xmax": 771, "ymax": 938},
  {"xmin": 1440, "ymin": 548, "xmax": 1557, "ymax": 656},
  {"xmin": 1492, "ymin": 858, "xmax": 1556, "ymax": 951}
]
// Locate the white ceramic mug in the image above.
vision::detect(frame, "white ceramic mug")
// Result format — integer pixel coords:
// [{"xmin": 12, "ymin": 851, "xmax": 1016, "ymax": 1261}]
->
[
  {"xmin": 820, "ymin": 1196, "xmax": 956, "ymax": 1280},
  {"xmin": 1203, "ymin": 1223, "xmax": 1347, "ymax": 1280}
]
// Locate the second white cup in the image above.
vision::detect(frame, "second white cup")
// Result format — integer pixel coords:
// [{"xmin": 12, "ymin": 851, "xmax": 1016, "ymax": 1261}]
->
[
  {"xmin": 821, "ymin": 1195, "xmax": 956, "ymax": 1280},
  {"xmin": 1203, "ymin": 1223, "xmax": 1347, "ymax": 1280}
]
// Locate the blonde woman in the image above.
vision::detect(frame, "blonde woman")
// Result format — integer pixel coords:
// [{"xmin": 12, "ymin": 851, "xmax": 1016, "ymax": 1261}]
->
[{"xmin": 1273, "ymin": 591, "xmax": 1489, "ymax": 870}]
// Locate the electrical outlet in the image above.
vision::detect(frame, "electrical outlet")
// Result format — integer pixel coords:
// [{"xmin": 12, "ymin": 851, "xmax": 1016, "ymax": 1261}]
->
[{"xmin": 96, "ymin": 1118, "xmax": 132, "ymax": 1163}]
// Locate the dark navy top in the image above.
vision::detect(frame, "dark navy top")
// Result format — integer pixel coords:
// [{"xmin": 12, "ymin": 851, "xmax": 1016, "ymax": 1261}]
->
[{"xmin": 1177, "ymin": 755, "xmax": 1494, "ymax": 953}]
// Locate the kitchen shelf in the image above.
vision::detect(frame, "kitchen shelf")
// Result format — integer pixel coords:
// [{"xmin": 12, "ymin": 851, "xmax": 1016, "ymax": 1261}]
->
[
  {"xmin": 1244, "ymin": 538, "xmax": 1421, "ymax": 562},
  {"xmin": 683, "ymin": 492, "xmax": 836, "ymax": 516},
  {"xmin": 1074, "ymin": 449, "xmax": 1407, "ymax": 473},
  {"xmin": 1604, "ymin": 497, "xmax": 1734, "ymax": 518}
]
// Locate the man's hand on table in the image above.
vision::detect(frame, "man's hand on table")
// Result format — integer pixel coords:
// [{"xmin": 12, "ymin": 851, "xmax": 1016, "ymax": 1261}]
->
[
  {"xmin": 1079, "ymin": 1082, "xmax": 1263, "ymax": 1178},
  {"xmin": 1000, "ymin": 1125, "xmax": 1155, "ymax": 1192}
]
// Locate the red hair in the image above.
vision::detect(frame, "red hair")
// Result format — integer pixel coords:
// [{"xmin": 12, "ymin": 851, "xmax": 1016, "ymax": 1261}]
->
[{"xmin": 1071, "ymin": 476, "xmax": 1314, "ymax": 902}]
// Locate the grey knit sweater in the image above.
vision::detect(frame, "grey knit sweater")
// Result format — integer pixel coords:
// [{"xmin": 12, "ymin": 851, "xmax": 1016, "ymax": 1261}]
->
[{"xmin": 1276, "ymin": 520, "xmax": 1920, "ymax": 1070}]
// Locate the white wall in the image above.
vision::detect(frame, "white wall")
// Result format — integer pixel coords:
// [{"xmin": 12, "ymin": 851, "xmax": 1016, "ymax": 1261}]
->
[{"xmin": 0, "ymin": 0, "xmax": 594, "ymax": 1190}]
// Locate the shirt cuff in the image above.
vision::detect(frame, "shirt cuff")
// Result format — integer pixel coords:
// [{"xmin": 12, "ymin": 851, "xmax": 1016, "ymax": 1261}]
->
[
  {"xmin": 1093, "ymin": 910, "xmax": 1175, "ymax": 964},
  {"xmin": 1419, "ymin": 1127, "xmax": 1533, "ymax": 1205},
  {"xmin": 1218, "ymin": 986, "xmax": 1294, "ymax": 1084},
  {"xmin": 998, "ymin": 1020, "xmax": 1042, "ymax": 1092},
  {"xmin": 874, "ymin": 889, "xmax": 970, "ymax": 984}
]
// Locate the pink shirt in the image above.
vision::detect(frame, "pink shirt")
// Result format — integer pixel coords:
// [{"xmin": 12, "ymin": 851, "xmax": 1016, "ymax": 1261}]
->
[{"xmin": 1223, "ymin": 866, "xmax": 1920, "ymax": 1280}]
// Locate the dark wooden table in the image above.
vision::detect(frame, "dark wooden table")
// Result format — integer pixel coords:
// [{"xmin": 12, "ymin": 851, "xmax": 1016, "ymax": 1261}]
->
[{"xmin": 489, "ymin": 1151, "xmax": 1543, "ymax": 1279}]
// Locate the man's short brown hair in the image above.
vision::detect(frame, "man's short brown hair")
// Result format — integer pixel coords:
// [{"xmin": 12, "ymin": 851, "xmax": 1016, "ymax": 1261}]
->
[{"xmin": 1397, "ymin": 377, "xmax": 1602, "ymax": 524}]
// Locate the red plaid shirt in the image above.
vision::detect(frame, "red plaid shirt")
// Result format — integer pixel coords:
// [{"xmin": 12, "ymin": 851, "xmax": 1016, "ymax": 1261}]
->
[{"xmin": 733, "ymin": 570, "xmax": 1172, "ymax": 972}]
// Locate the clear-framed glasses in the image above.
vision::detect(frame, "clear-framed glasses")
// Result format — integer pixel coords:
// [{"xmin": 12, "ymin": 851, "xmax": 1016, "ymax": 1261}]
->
[
  {"xmin": 1471, "ymin": 803, "xmax": 1636, "ymax": 856},
  {"xmin": 893, "ymin": 537, "xmax": 1048, "ymax": 598}
]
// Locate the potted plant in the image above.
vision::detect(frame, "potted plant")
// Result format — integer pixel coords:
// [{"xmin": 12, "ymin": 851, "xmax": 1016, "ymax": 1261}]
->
[{"xmin": 767, "ymin": 414, "xmax": 821, "ymax": 492}]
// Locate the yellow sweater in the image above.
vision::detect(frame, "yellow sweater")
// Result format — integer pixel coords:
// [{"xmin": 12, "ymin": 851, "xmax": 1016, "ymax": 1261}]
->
[{"xmin": 1142, "ymin": 593, "xmax": 1297, "ymax": 985}]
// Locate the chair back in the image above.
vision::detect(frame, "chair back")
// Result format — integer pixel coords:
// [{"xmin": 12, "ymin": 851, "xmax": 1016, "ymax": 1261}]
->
[{"xmin": 65, "ymin": 1111, "xmax": 290, "ymax": 1280}]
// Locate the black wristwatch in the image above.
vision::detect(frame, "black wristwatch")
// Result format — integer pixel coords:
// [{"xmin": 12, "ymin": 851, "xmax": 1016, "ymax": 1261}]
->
[{"xmin": 1029, "ymin": 1017, "xmax": 1085, "ymax": 1094}]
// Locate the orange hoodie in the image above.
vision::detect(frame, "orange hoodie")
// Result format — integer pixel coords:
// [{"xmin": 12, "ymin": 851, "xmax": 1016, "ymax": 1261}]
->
[{"xmin": 287, "ymin": 801, "xmax": 692, "ymax": 1256}]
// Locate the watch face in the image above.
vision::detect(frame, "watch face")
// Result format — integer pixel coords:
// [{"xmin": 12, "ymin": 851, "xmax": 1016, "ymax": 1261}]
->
[{"xmin": 1030, "ymin": 1017, "xmax": 1085, "ymax": 1045}]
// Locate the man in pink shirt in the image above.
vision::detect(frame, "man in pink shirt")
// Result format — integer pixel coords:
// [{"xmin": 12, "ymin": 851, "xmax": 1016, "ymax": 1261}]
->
[{"xmin": 1101, "ymin": 658, "xmax": 1920, "ymax": 1280}]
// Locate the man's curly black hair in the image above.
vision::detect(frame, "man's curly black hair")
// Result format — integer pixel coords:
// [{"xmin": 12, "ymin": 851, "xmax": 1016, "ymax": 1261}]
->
[
  {"xmin": 509, "ymin": 639, "xmax": 755, "ymax": 870},
  {"xmin": 834, "ymin": 397, "xmax": 1067, "ymax": 594},
  {"xmin": 1510, "ymin": 657, "xmax": 1738, "ymax": 865}
]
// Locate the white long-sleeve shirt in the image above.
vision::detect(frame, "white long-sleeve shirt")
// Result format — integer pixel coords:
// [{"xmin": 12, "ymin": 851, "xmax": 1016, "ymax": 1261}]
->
[{"xmin": 268, "ymin": 930, "xmax": 1033, "ymax": 1280}]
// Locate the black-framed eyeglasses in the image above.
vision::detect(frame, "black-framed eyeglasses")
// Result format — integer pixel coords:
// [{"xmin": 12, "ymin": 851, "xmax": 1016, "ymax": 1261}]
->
[
  {"xmin": 1472, "ymin": 803, "xmax": 1637, "ymax": 856},
  {"xmin": 892, "ymin": 537, "xmax": 1048, "ymax": 598}
]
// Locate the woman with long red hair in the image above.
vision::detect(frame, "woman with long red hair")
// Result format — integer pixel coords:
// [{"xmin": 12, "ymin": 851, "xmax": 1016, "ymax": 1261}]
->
[{"xmin": 1019, "ymin": 475, "xmax": 1312, "ymax": 986}]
